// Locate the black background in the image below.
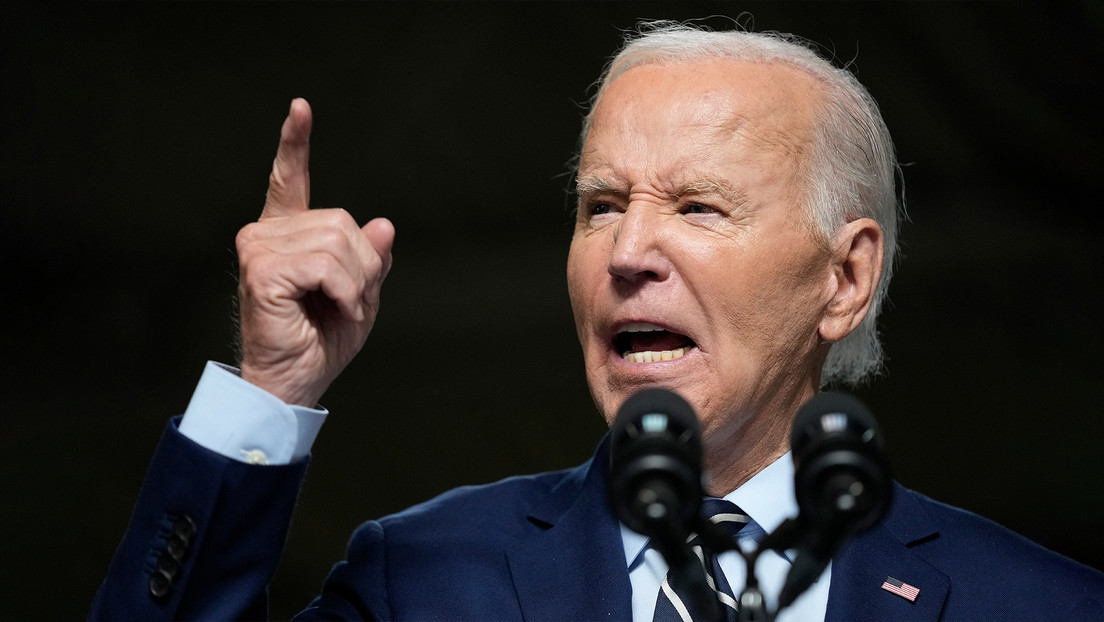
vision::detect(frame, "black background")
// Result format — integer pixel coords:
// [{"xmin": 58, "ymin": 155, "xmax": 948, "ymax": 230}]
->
[{"xmin": 2, "ymin": 2, "xmax": 1101, "ymax": 619}]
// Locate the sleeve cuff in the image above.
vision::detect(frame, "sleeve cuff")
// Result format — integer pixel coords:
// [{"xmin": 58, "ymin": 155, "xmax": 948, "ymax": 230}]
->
[{"xmin": 178, "ymin": 361, "xmax": 327, "ymax": 465}]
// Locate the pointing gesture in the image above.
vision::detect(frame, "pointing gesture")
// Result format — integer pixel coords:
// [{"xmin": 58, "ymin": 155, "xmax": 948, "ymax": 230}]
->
[
  {"xmin": 261, "ymin": 98, "xmax": 312, "ymax": 219},
  {"xmin": 236, "ymin": 99, "xmax": 395, "ymax": 406}
]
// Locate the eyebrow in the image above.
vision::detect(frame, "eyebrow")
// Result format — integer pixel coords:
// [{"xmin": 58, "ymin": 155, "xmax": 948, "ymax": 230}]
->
[
  {"xmin": 575, "ymin": 174, "xmax": 747, "ymax": 205},
  {"xmin": 574, "ymin": 175, "xmax": 623, "ymax": 202}
]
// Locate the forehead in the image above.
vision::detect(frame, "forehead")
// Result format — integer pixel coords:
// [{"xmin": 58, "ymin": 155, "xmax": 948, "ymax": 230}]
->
[{"xmin": 579, "ymin": 58, "xmax": 821, "ymax": 188}]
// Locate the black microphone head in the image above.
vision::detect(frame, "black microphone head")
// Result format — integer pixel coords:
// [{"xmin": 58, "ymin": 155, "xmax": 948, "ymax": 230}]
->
[
  {"xmin": 791, "ymin": 392, "xmax": 891, "ymax": 535},
  {"xmin": 608, "ymin": 388, "xmax": 703, "ymax": 544}
]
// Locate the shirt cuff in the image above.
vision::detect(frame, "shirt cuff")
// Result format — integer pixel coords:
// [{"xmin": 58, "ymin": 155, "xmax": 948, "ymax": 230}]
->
[{"xmin": 178, "ymin": 361, "xmax": 327, "ymax": 465}]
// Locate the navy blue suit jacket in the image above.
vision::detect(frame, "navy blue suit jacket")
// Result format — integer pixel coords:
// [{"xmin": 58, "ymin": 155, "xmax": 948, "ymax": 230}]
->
[{"xmin": 91, "ymin": 419, "xmax": 1104, "ymax": 621}]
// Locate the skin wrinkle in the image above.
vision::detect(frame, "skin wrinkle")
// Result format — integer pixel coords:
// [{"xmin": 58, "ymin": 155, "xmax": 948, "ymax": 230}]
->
[
  {"xmin": 577, "ymin": 174, "xmax": 751, "ymax": 214},
  {"xmin": 584, "ymin": 62, "xmax": 825, "ymax": 247},
  {"xmin": 567, "ymin": 58, "xmax": 878, "ymax": 495}
]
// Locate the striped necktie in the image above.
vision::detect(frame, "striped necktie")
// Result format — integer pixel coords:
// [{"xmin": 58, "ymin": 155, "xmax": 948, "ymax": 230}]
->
[{"xmin": 652, "ymin": 498, "xmax": 749, "ymax": 622}]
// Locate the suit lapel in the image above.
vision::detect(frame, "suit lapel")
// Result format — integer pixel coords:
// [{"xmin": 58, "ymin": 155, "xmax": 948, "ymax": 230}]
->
[
  {"xmin": 827, "ymin": 483, "xmax": 950, "ymax": 621},
  {"xmin": 503, "ymin": 446, "xmax": 957, "ymax": 622},
  {"xmin": 506, "ymin": 436, "xmax": 634, "ymax": 621}
]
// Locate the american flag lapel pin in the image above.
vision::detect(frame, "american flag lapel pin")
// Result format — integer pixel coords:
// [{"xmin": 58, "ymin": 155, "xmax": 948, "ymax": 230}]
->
[{"xmin": 881, "ymin": 576, "xmax": 920, "ymax": 602}]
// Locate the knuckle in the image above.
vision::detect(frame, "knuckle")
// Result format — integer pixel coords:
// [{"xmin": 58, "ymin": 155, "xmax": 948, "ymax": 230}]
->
[
  {"xmin": 316, "ymin": 207, "xmax": 355, "ymax": 229},
  {"xmin": 300, "ymin": 252, "xmax": 343, "ymax": 284},
  {"xmin": 268, "ymin": 165, "xmax": 288, "ymax": 192},
  {"xmin": 238, "ymin": 252, "xmax": 273, "ymax": 287},
  {"xmin": 303, "ymin": 252, "xmax": 332, "ymax": 273},
  {"xmin": 362, "ymin": 251, "xmax": 383, "ymax": 279},
  {"xmin": 317, "ymin": 227, "xmax": 349, "ymax": 251},
  {"xmin": 235, "ymin": 223, "xmax": 260, "ymax": 250},
  {"xmin": 333, "ymin": 275, "xmax": 358, "ymax": 300}
]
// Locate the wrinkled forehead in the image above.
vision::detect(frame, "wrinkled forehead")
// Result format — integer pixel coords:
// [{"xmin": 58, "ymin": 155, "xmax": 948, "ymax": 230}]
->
[
  {"xmin": 579, "ymin": 59, "xmax": 821, "ymax": 189},
  {"xmin": 584, "ymin": 56, "xmax": 826, "ymax": 140}
]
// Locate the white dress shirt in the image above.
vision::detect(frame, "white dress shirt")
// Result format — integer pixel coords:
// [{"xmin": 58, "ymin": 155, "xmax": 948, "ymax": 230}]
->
[{"xmin": 621, "ymin": 453, "xmax": 830, "ymax": 621}]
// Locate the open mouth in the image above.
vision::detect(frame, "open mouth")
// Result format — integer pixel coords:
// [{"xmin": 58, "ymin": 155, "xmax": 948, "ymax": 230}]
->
[{"xmin": 614, "ymin": 322, "xmax": 696, "ymax": 363}]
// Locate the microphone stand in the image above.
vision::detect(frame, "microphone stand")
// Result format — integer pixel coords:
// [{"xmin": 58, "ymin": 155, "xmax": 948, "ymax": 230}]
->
[
  {"xmin": 651, "ymin": 515, "xmax": 725, "ymax": 622},
  {"xmin": 634, "ymin": 480, "xmax": 725, "ymax": 622},
  {"xmin": 704, "ymin": 514, "xmax": 830, "ymax": 622},
  {"xmin": 644, "ymin": 500, "xmax": 826, "ymax": 622},
  {"xmin": 697, "ymin": 520, "xmax": 772, "ymax": 622}
]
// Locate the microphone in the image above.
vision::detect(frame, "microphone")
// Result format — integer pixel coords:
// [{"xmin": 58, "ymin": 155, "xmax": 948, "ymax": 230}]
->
[
  {"xmin": 777, "ymin": 392, "xmax": 891, "ymax": 608},
  {"xmin": 608, "ymin": 387, "xmax": 704, "ymax": 552},
  {"xmin": 608, "ymin": 387, "xmax": 722, "ymax": 622}
]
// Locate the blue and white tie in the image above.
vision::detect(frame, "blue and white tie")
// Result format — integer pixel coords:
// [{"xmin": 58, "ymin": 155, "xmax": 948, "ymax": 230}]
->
[{"xmin": 652, "ymin": 498, "xmax": 749, "ymax": 622}]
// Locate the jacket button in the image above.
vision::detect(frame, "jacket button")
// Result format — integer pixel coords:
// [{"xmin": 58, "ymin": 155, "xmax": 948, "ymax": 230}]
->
[
  {"xmin": 149, "ymin": 570, "xmax": 172, "ymax": 599},
  {"xmin": 166, "ymin": 534, "xmax": 188, "ymax": 561},
  {"xmin": 157, "ymin": 553, "xmax": 181, "ymax": 580},
  {"xmin": 173, "ymin": 514, "xmax": 197, "ymax": 541},
  {"xmin": 148, "ymin": 513, "xmax": 197, "ymax": 600}
]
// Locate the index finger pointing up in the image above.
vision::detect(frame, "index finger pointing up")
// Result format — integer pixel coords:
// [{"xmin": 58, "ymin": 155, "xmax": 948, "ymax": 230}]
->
[{"xmin": 262, "ymin": 98, "xmax": 312, "ymax": 220}]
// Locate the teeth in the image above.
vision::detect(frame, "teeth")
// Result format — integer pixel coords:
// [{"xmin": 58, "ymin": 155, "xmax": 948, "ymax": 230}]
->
[
  {"xmin": 620, "ymin": 322, "xmax": 664, "ymax": 334},
  {"xmin": 623, "ymin": 347, "xmax": 687, "ymax": 363}
]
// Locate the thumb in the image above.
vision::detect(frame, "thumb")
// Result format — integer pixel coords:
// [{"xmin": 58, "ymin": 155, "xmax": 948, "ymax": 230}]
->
[{"xmin": 363, "ymin": 217, "xmax": 396, "ymax": 280}]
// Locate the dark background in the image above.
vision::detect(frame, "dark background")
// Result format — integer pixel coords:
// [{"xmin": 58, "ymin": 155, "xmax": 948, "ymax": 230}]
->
[{"xmin": 3, "ymin": 2, "xmax": 1101, "ymax": 619}]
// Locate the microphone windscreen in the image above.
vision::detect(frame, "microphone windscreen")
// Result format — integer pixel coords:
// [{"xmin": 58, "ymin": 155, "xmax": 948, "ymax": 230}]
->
[
  {"xmin": 608, "ymin": 387, "xmax": 703, "ymax": 540},
  {"xmin": 790, "ymin": 392, "xmax": 890, "ymax": 534},
  {"xmin": 611, "ymin": 387, "xmax": 700, "ymax": 449},
  {"xmin": 791, "ymin": 392, "xmax": 881, "ymax": 458}
]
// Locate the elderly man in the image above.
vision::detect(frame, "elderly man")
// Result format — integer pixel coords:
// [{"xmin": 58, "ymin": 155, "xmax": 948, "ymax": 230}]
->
[{"xmin": 91, "ymin": 23, "xmax": 1103, "ymax": 621}]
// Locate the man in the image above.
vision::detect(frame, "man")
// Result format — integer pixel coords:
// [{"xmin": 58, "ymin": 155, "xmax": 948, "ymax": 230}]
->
[{"xmin": 91, "ymin": 23, "xmax": 1104, "ymax": 621}]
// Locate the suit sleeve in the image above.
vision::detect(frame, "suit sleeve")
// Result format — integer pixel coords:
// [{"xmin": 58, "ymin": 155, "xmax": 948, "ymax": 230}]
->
[{"xmin": 89, "ymin": 416, "xmax": 310, "ymax": 621}]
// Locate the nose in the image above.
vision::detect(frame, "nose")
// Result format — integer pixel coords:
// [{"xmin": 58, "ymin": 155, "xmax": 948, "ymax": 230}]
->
[{"xmin": 607, "ymin": 206, "xmax": 671, "ymax": 283}]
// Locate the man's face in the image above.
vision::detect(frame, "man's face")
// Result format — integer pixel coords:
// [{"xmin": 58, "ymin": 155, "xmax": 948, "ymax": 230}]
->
[{"xmin": 567, "ymin": 59, "xmax": 838, "ymax": 447}]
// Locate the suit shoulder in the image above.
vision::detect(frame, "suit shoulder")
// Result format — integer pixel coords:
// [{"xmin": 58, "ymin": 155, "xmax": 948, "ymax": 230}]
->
[
  {"xmin": 374, "ymin": 460, "xmax": 590, "ymax": 539},
  {"xmin": 892, "ymin": 485, "xmax": 1104, "ymax": 602},
  {"xmin": 900, "ymin": 486, "xmax": 1096, "ymax": 569}
]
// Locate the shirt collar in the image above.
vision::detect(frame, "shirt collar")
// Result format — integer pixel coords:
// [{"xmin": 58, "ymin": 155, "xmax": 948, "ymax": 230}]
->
[
  {"xmin": 621, "ymin": 451, "xmax": 797, "ymax": 569},
  {"xmin": 725, "ymin": 450, "xmax": 797, "ymax": 537}
]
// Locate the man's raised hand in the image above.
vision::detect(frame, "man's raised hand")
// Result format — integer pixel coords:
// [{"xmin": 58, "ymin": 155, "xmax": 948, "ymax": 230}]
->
[{"xmin": 235, "ymin": 98, "xmax": 394, "ymax": 406}]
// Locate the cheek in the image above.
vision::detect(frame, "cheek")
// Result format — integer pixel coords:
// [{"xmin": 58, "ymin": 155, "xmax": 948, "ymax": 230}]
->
[
  {"xmin": 703, "ymin": 255, "xmax": 827, "ymax": 349},
  {"xmin": 565, "ymin": 247, "xmax": 585, "ymax": 313},
  {"xmin": 566, "ymin": 241, "xmax": 599, "ymax": 333}
]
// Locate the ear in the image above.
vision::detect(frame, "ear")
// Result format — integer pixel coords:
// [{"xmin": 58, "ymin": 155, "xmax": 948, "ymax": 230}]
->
[{"xmin": 819, "ymin": 218, "xmax": 884, "ymax": 343}]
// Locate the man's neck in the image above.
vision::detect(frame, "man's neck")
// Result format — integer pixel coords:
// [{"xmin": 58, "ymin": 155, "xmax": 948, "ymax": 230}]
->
[
  {"xmin": 704, "ymin": 432, "xmax": 790, "ymax": 496},
  {"xmin": 701, "ymin": 393, "xmax": 811, "ymax": 496}
]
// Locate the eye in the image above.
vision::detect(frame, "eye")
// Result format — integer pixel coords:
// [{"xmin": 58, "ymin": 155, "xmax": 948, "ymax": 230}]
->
[
  {"xmin": 586, "ymin": 201, "xmax": 615, "ymax": 217},
  {"xmin": 683, "ymin": 201, "xmax": 719, "ymax": 215},
  {"xmin": 576, "ymin": 197, "xmax": 622, "ymax": 228}
]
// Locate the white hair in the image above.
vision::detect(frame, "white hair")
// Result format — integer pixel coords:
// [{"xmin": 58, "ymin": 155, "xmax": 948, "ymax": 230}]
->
[{"xmin": 577, "ymin": 21, "xmax": 904, "ymax": 386}]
